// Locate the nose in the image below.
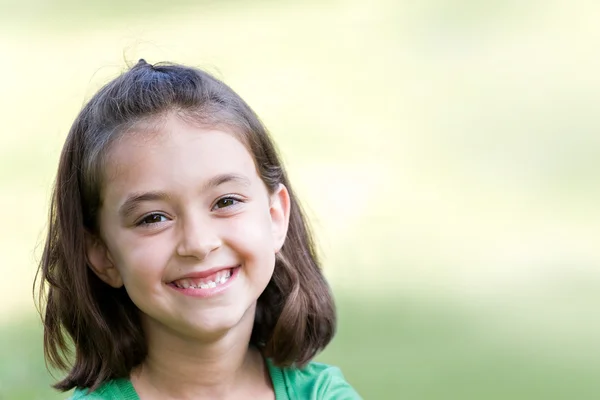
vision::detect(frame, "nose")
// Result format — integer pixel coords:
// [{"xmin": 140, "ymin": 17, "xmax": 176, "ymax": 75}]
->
[{"xmin": 176, "ymin": 214, "xmax": 222, "ymax": 260}]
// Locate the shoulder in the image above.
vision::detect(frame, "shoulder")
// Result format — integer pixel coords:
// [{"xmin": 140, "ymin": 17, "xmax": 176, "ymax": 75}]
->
[
  {"xmin": 68, "ymin": 379, "xmax": 138, "ymax": 400},
  {"xmin": 271, "ymin": 360, "xmax": 363, "ymax": 400}
]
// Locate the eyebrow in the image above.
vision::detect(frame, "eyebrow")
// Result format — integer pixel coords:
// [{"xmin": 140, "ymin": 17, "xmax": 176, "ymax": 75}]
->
[
  {"xmin": 118, "ymin": 173, "xmax": 252, "ymax": 219},
  {"xmin": 118, "ymin": 191, "xmax": 171, "ymax": 219},
  {"xmin": 203, "ymin": 173, "xmax": 251, "ymax": 191}
]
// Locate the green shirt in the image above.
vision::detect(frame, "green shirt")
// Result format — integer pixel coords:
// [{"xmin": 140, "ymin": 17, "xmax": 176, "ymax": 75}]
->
[{"xmin": 70, "ymin": 360, "xmax": 362, "ymax": 399}]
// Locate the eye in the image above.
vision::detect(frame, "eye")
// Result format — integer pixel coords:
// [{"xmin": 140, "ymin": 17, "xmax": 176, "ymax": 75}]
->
[
  {"xmin": 137, "ymin": 213, "xmax": 168, "ymax": 226},
  {"xmin": 213, "ymin": 196, "xmax": 241, "ymax": 210}
]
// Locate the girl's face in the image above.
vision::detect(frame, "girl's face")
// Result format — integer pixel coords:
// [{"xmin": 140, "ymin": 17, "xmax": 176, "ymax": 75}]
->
[{"xmin": 87, "ymin": 115, "xmax": 290, "ymax": 340}]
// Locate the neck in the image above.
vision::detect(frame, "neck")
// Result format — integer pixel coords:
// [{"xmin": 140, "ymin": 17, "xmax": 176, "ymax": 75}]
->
[{"xmin": 131, "ymin": 305, "xmax": 270, "ymax": 399}]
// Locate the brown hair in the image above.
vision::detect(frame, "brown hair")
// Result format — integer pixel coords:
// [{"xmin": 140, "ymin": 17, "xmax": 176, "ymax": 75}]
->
[{"xmin": 35, "ymin": 60, "xmax": 336, "ymax": 391}]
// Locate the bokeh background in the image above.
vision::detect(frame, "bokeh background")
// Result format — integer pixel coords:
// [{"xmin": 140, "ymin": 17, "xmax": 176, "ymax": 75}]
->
[{"xmin": 1, "ymin": 0, "xmax": 600, "ymax": 398}]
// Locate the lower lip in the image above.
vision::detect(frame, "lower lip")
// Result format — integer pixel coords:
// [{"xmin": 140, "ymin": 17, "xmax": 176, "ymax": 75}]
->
[{"xmin": 168, "ymin": 266, "xmax": 240, "ymax": 298}]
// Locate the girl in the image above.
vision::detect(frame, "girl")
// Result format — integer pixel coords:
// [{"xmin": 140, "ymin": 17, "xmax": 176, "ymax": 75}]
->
[{"xmin": 36, "ymin": 60, "xmax": 362, "ymax": 400}]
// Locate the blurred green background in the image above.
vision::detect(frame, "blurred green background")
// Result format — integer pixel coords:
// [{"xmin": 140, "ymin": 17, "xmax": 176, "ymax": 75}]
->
[{"xmin": 1, "ymin": 0, "xmax": 600, "ymax": 398}]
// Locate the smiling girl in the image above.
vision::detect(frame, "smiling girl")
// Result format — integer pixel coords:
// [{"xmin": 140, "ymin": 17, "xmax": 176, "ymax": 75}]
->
[{"xmin": 36, "ymin": 60, "xmax": 361, "ymax": 399}]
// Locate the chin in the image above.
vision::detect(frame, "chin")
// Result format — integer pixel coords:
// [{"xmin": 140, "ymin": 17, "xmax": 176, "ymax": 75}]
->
[{"xmin": 187, "ymin": 304, "xmax": 256, "ymax": 338}]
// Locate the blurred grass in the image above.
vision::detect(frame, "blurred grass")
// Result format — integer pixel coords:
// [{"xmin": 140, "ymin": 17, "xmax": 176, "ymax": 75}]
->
[
  {"xmin": 1, "ymin": 0, "xmax": 600, "ymax": 398},
  {"xmin": 2, "ymin": 296, "xmax": 599, "ymax": 399}
]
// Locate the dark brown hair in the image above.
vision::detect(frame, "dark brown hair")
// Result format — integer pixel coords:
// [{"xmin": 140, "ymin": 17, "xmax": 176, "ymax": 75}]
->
[{"xmin": 35, "ymin": 60, "xmax": 336, "ymax": 391}]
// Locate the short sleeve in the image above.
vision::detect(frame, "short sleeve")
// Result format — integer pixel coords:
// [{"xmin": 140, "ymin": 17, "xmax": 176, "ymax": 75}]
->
[
  {"xmin": 68, "ymin": 379, "xmax": 139, "ymax": 400},
  {"xmin": 275, "ymin": 360, "xmax": 363, "ymax": 400},
  {"xmin": 69, "ymin": 389, "xmax": 105, "ymax": 399},
  {"xmin": 315, "ymin": 366, "xmax": 363, "ymax": 400}
]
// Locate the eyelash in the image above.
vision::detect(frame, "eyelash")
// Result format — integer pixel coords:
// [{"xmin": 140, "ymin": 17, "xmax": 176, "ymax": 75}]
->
[
  {"xmin": 134, "ymin": 195, "xmax": 244, "ymax": 227},
  {"xmin": 135, "ymin": 213, "xmax": 169, "ymax": 227},
  {"xmin": 212, "ymin": 195, "xmax": 244, "ymax": 211}
]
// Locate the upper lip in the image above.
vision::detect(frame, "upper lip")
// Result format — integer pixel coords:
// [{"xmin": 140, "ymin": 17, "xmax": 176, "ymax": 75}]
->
[{"xmin": 169, "ymin": 265, "xmax": 238, "ymax": 282}]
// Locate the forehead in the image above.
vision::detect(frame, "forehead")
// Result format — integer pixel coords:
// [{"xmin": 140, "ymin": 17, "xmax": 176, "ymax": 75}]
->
[{"xmin": 102, "ymin": 115, "xmax": 259, "ymax": 195}]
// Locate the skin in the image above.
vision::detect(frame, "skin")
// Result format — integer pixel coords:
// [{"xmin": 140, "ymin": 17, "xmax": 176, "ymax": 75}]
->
[{"xmin": 85, "ymin": 114, "xmax": 291, "ymax": 399}]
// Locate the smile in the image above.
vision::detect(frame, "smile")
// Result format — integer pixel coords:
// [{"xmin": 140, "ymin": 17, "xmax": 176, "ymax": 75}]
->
[
  {"xmin": 172, "ymin": 269, "xmax": 232, "ymax": 289},
  {"xmin": 168, "ymin": 266, "xmax": 240, "ymax": 298}
]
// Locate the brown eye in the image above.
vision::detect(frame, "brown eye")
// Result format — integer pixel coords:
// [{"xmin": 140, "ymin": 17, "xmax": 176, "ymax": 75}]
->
[
  {"xmin": 139, "ymin": 214, "xmax": 167, "ymax": 225},
  {"xmin": 214, "ymin": 197, "xmax": 239, "ymax": 209}
]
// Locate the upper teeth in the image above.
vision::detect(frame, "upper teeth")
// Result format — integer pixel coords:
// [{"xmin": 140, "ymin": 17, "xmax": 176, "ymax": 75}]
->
[{"xmin": 174, "ymin": 269, "xmax": 232, "ymax": 289}]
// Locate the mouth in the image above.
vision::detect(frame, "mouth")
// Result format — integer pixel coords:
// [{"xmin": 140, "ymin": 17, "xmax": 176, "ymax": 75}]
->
[{"xmin": 170, "ymin": 266, "xmax": 239, "ymax": 290}]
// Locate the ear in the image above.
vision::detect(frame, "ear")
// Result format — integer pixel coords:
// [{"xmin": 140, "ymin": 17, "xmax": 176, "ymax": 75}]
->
[
  {"xmin": 84, "ymin": 232, "xmax": 123, "ymax": 288},
  {"xmin": 269, "ymin": 183, "xmax": 291, "ymax": 252}
]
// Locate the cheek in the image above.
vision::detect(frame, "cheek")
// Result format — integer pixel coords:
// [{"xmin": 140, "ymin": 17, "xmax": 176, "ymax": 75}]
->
[
  {"xmin": 110, "ymin": 234, "xmax": 171, "ymax": 284},
  {"xmin": 226, "ymin": 206, "xmax": 276, "ymax": 260}
]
